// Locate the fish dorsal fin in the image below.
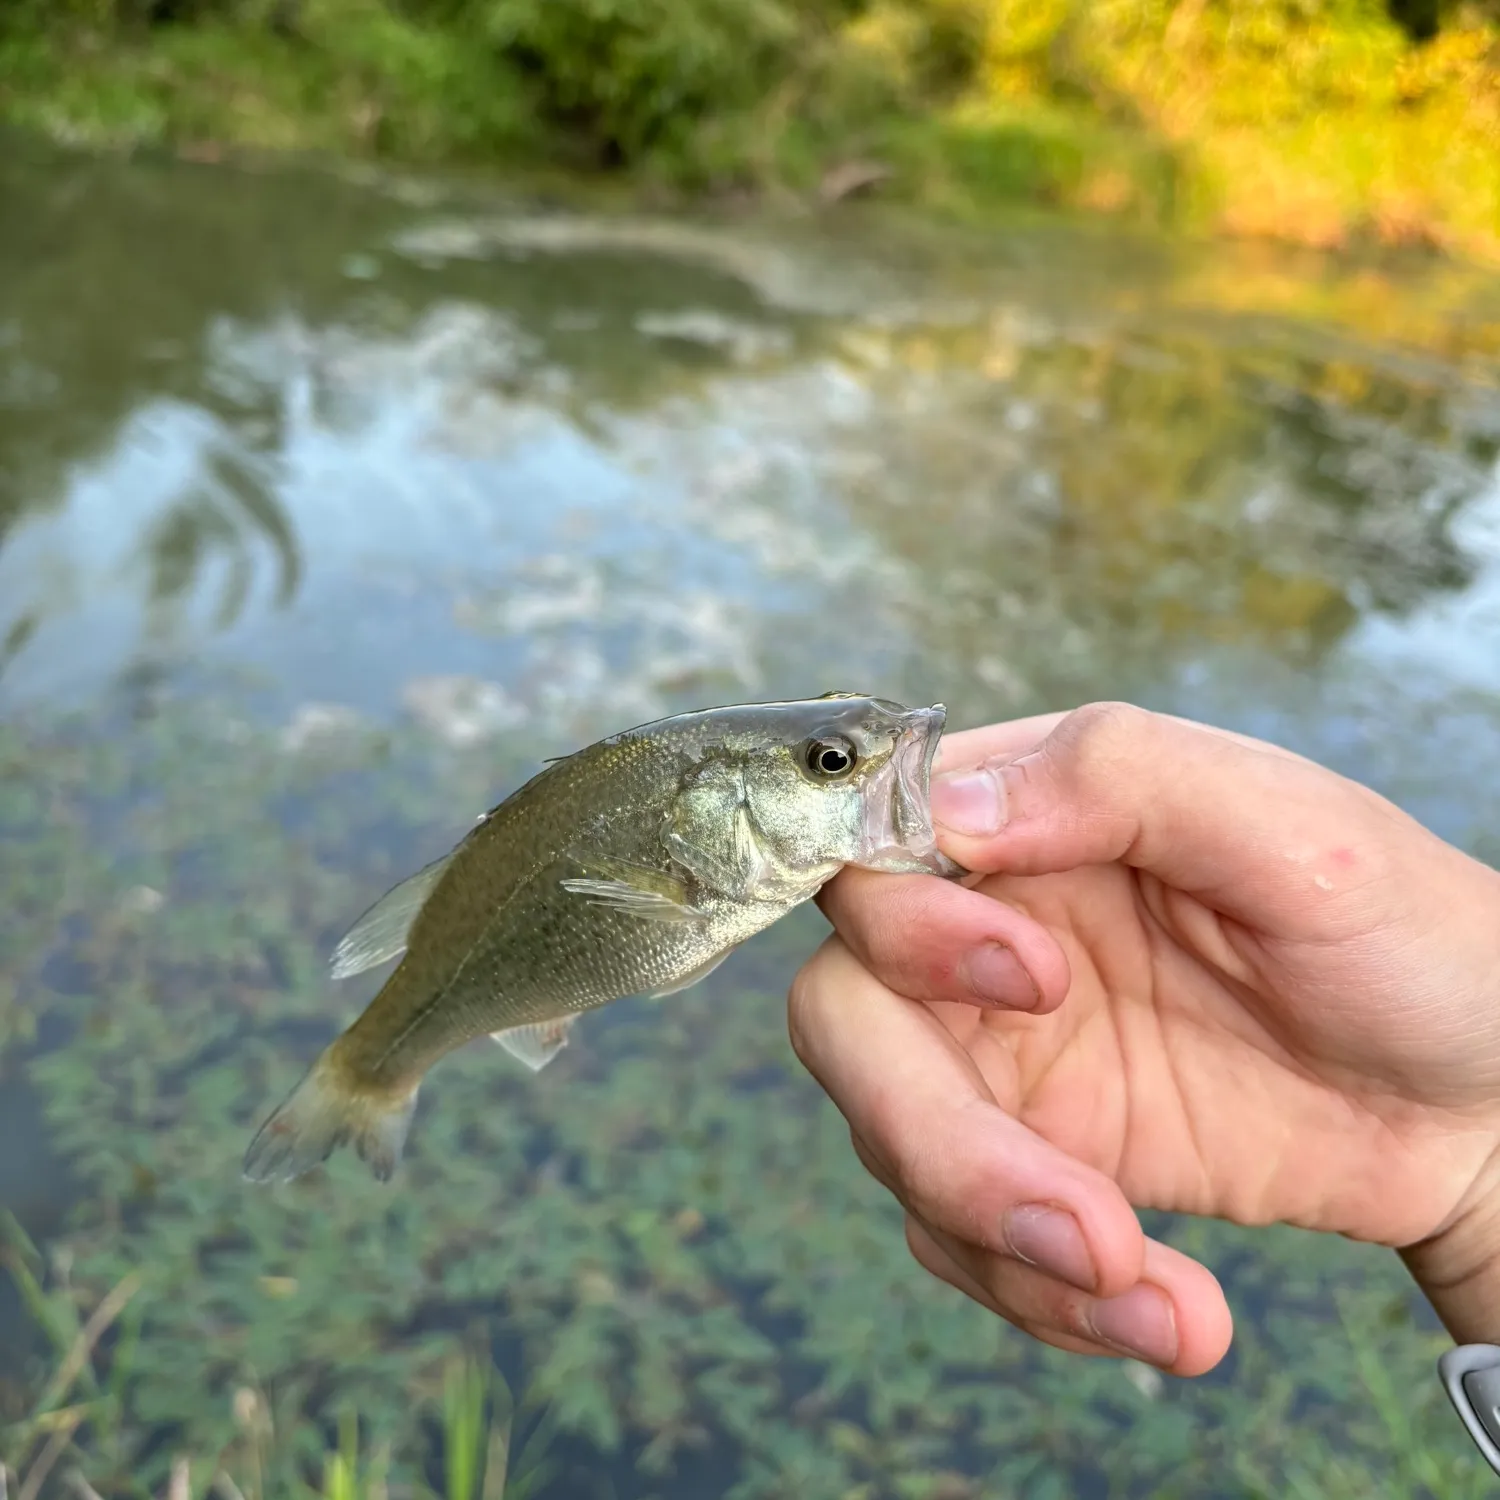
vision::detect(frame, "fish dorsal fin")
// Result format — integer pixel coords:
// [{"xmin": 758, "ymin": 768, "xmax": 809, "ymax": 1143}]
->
[
  {"xmin": 329, "ymin": 851, "xmax": 456, "ymax": 979},
  {"xmin": 492, "ymin": 1016, "xmax": 575, "ymax": 1071}
]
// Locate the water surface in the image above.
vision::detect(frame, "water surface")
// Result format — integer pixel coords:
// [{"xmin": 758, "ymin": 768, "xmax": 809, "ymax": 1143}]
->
[{"xmin": 3, "ymin": 133, "xmax": 1500, "ymax": 1498}]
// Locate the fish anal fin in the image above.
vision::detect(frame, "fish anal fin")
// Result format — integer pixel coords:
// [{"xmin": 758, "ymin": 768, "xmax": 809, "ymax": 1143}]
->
[
  {"xmin": 330, "ymin": 851, "xmax": 456, "ymax": 980},
  {"xmin": 492, "ymin": 1016, "xmax": 576, "ymax": 1071}
]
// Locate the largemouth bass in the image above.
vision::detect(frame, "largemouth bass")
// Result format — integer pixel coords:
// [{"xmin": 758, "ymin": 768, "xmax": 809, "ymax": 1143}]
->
[{"xmin": 242, "ymin": 692, "xmax": 953, "ymax": 1185}]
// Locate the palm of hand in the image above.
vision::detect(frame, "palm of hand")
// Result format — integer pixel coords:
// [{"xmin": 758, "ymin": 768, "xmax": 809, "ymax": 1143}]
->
[
  {"xmin": 934, "ymin": 862, "xmax": 1500, "ymax": 1255},
  {"xmin": 792, "ymin": 705, "xmax": 1500, "ymax": 1369}
]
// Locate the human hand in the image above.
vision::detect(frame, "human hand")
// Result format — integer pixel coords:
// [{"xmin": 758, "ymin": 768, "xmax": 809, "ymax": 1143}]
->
[{"xmin": 789, "ymin": 703, "xmax": 1500, "ymax": 1375}]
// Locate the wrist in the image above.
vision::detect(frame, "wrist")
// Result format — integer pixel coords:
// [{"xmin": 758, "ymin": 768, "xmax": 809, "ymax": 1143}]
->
[{"xmin": 1401, "ymin": 1149, "xmax": 1500, "ymax": 1344}]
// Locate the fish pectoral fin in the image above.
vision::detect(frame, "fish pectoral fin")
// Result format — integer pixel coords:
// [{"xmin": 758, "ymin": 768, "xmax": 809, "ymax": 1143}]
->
[
  {"xmin": 330, "ymin": 850, "xmax": 456, "ymax": 979},
  {"xmin": 492, "ymin": 1016, "xmax": 576, "ymax": 1072},
  {"xmin": 559, "ymin": 854, "xmax": 706, "ymax": 923},
  {"xmin": 640, "ymin": 946, "xmax": 734, "ymax": 1001},
  {"xmin": 558, "ymin": 876, "xmax": 705, "ymax": 923}
]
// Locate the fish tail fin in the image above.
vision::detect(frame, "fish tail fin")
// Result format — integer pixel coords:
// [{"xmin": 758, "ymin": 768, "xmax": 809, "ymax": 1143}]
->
[{"xmin": 241, "ymin": 1042, "xmax": 418, "ymax": 1185}]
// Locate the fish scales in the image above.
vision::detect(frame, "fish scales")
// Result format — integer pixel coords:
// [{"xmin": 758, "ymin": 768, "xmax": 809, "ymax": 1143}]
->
[
  {"xmin": 350, "ymin": 722, "xmax": 785, "ymax": 1083},
  {"xmin": 242, "ymin": 694, "xmax": 956, "ymax": 1185}
]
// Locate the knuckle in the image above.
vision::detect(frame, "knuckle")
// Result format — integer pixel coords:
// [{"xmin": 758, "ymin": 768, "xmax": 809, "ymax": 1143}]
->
[
  {"xmin": 1055, "ymin": 701, "xmax": 1152, "ymax": 765},
  {"xmin": 1039, "ymin": 702, "xmax": 1162, "ymax": 807}
]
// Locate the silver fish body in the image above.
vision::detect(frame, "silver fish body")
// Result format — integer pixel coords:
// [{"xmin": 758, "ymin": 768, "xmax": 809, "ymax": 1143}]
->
[{"xmin": 242, "ymin": 693, "xmax": 952, "ymax": 1184}]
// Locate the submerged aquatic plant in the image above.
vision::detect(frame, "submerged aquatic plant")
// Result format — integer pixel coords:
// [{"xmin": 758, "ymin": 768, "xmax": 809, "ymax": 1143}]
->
[
  {"xmin": 440, "ymin": 1347, "xmax": 556, "ymax": 1500},
  {"xmin": 0, "ymin": 1216, "xmax": 552, "ymax": 1500},
  {"xmin": 0, "ymin": 696, "xmax": 1493, "ymax": 1499}
]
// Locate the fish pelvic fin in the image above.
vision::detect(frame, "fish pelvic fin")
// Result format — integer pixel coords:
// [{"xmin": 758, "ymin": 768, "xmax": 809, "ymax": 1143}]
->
[
  {"xmin": 241, "ymin": 1044, "xmax": 418, "ymax": 1185},
  {"xmin": 492, "ymin": 1015, "xmax": 576, "ymax": 1071}
]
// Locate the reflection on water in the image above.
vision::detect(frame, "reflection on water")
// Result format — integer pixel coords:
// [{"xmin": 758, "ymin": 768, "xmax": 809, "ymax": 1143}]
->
[
  {"xmin": 3, "ymin": 131, "xmax": 1500, "ymax": 1497},
  {"xmin": 5, "ymin": 137, "xmax": 1498, "ymax": 741}
]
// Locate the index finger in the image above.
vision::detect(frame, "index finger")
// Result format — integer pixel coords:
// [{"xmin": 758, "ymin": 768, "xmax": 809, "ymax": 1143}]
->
[
  {"xmin": 935, "ymin": 715, "xmax": 1067, "ymax": 776},
  {"xmin": 934, "ymin": 707, "xmax": 1314, "ymax": 778}
]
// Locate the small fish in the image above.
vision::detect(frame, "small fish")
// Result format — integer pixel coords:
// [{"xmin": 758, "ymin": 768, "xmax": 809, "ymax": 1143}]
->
[{"xmin": 241, "ymin": 693, "xmax": 956, "ymax": 1185}]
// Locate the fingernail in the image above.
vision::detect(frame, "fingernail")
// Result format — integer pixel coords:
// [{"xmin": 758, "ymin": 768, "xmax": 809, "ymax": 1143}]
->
[
  {"xmin": 931, "ymin": 768, "xmax": 1006, "ymax": 837},
  {"xmin": 1086, "ymin": 1284, "xmax": 1178, "ymax": 1368},
  {"xmin": 961, "ymin": 943, "xmax": 1041, "ymax": 1010},
  {"xmin": 1002, "ymin": 1204, "xmax": 1097, "ymax": 1292}
]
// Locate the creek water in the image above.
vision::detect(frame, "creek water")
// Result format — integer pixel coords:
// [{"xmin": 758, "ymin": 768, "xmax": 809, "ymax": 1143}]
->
[{"xmin": 3, "ymin": 131, "xmax": 1500, "ymax": 1498}]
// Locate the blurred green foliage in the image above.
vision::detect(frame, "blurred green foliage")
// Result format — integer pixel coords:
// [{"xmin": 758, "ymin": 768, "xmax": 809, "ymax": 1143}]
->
[{"xmin": 2, "ymin": 0, "xmax": 1499, "ymax": 255}]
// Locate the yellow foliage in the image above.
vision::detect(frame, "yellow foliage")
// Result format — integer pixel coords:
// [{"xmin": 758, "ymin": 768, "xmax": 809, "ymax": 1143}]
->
[{"xmin": 952, "ymin": 0, "xmax": 1500, "ymax": 257}]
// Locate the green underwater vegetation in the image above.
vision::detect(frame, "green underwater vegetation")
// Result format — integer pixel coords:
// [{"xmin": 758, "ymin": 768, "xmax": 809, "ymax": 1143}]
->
[
  {"xmin": 1, "ymin": 1234, "xmax": 555, "ymax": 1500},
  {"xmin": 0, "ymin": 695, "xmax": 1494, "ymax": 1499}
]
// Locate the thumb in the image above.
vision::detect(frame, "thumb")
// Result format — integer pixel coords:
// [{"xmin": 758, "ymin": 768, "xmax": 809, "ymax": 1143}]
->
[{"xmin": 929, "ymin": 702, "xmax": 1428, "ymax": 932}]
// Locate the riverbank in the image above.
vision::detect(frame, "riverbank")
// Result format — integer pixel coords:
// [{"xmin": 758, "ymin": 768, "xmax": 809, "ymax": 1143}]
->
[{"xmin": 2, "ymin": 1, "xmax": 1499, "ymax": 262}]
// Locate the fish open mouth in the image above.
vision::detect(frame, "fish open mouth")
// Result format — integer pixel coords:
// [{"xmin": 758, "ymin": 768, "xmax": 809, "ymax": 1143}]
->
[{"xmin": 854, "ymin": 703, "xmax": 966, "ymax": 877}]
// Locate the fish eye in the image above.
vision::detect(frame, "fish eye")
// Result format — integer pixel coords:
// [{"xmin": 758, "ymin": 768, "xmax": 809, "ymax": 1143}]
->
[{"xmin": 804, "ymin": 736, "xmax": 857, "ymax": 780}]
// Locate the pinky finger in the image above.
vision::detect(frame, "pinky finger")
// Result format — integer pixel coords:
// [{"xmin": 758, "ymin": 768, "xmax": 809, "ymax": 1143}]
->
[
  {"xmin": 905, "ymin": 1215, "xmax": 1108, "ymax": 1357},
  {"xmin": 905, "ymin": 1216, "xmax": 1234, "ymax": 1375}
]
